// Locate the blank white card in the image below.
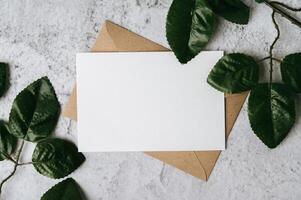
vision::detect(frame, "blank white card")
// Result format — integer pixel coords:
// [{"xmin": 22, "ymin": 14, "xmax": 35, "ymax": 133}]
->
[{"xmin": 77, "ymin": 52, "xmax": 225, "ymax": 152}]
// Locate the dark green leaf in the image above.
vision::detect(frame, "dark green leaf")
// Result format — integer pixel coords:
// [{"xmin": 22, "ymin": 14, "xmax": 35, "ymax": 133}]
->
[
  {"xmin": 248, "ymin": 83, "xmax": 295, "ymax": 148},
  {"xmin": 166, "ymin": 0, "xmax": 215, "ymax": 63},
  {"xmin": 207, "ymin": 53, "xmax": 259, "ymax": 93},
  {"xmin": 9, "ymin": 76, "xmax": 60, "ymax": 142},
  {"xmin": 0, "ymin": 62, "xmax": 8, "ymax": 97},
  {"xmin": 41, "ymin": 178, "xmax": 85, "ymax": 200},
  {"xmin": 280, "ymin": 53, "xmax": 301, "ymax": 92},
  {"xmin": 32, "ymin": 138, "xmax": 85, "ymax": 179},
  {"xmin": 206, "ymin": 0, "xmax": 250, "ymax": 24},
  {"xmin": 255, "ymin": 0, "xmax": 264, "ymax": 3},
  {"xmin": 0, "ymin": 121, "xmax": 17, "ymax": 161}
]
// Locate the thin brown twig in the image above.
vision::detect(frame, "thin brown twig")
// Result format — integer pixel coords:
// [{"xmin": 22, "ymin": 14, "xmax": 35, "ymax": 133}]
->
[
  {"xmin": 262, "ymin": 0, "xmax": 301, "ymax": 28},
  {"xmin": 270, "ymin": 1, "xmax": 301, "ymax": 12},
  {"xmin": 17, "ymin": 162, "xmax": 33, "ymax": 166},
  {"xmin": 0, "ymin": 141, "xmax": 25, "ymax": 195},
  {"xmin": 269, "ymin": 11, "xmax": 281, "ymax": 85},
  {"xmin": 0, "ymin": 151, "xmax": 17, "ymax": 164},
  {"xmin": 258, "ymin": 56, "xmax": 282, "ymax": 63}
]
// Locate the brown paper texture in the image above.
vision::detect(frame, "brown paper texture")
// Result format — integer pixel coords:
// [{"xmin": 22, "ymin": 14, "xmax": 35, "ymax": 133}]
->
[{"xmin": 63, "ymin": 21, "xmax": 248, "ymax": 181}]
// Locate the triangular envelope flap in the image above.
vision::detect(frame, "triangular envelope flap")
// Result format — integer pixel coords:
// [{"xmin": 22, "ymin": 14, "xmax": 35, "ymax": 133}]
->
[
  {"xmin": 145, "ymin": 151, "xmax": 207, "ymax": 180},
  {"xmin": 193, "ymin": 92, "xmax": 249, "ymax": 178},
  {"xmin": 225, "ymin": 92, "xmax": 249, "ymax": 137},
  {"xmin": 63, "ymin": 20, "xmax": 248, "ymax": 181},
  {"xmin": 63, "ymin": 87, "xmax": 77, "ymax": 120},
  {"xmin": 62, "ymin": 21, "xmax": 168, "ymax": 119},
  {"xmin": 91, "ymin": 21, "xmax": 168, "ymax": 52},
  {"xmin": 148, "ymin": 92, "xmax": 249, "ymax": 180}
]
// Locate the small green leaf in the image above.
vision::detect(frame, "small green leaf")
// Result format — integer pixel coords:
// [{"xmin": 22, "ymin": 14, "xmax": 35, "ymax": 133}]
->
[
  {"xmin": 248, "ymin": 83, "xmax": 295, "ymax": 148},
  {"xmin": 32, "ymin": 138, "xmax": 85, "ymax": 179},
  {"xmin": 280, "ymin": 53, "xmax": 301, "ymax": 92},
  {"xmin": 0, "ymin": 121, "xmax": 17, "ymax": 161},
  {"xmin": 255, "ymin": 0, "xmax": 264, "ymax": 3},
  {"xmin": 0, "ymin": 63, "xmax": 8, "ymax": 97},
  {"xmin": 207, "ymin": 53, "xmax": 259, "ymax": 93},
  {"xmin": 206, "ymin": 0, "xmax": 250, "ymax": 24},
  {"xmin": 41, "ymin": 178, "xmax": 85, "ymax": 200},
  {"xmin": 9, "ymin": 76, "xmax": 60, "ymax": 142},
  {"xmin": 166, "ymin": 0, "xmax": 215, "ymax": 63}
]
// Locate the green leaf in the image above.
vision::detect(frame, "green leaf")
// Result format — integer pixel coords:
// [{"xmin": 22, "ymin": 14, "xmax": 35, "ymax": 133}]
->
[
  {"xmin": 166, "ymin": 0, "xmax": 215, "ymax": 64},
  {"xmin": 0, "ymin": 62, "xmax": 8, "ymax": 97},
  {"xmin": 0, "ymin": 121, "xmax": 17, "ymax": 161},
  {"xmin": 9, "ymin": 76, "xmax": 60, "ymax": 142},
  {"xmin": 280, "ymin": 53, "xmax": 301, "ymax": 92},
  {"xmin": 255, "ymin": 0, "xmax": 264, "ymax": 3},
  {"xmin": 248, "ymin": 83, "xmax": 295, "ymax": 148},
  {"xmin": 207, "ymin": 53, "xmax": 259, "ymax": 93},
  {"xmin": 41, "ymin": 178, "xmax": 85, "ymax": 200},
  {"xmin": 32, "ymin": 138, "xmax": 85, "ymax": 179},
  {"xmin": 206, "ymin": 0, "xmax": 250, "ymax": 24}
]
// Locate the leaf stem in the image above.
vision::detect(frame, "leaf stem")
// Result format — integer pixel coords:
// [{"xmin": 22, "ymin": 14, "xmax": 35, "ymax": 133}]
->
[
  {"xmin": 270, "ymin": 1, "xmax": 301, "ymax": 12},
  {"xmin": 258, "ymin": 56, "xmax": 282, "ymax": 63},
  {"xmin": 262, "ymin": 0, "xmax": 301, "ymax": 28},
  {"xmin": 269, "ymin": 11, "xmax": 281, "ymax": 85},
  {"xmin": 6, "ymin": 156, "xmax": 17, "ymax": 164},
  {"xmin": 17, "ymin": 162, "xmax": 33, "ymax": 166},
  {"xmin": 0, "ymin": 141, "xmax": 25, "ymax": 195},
  {"xmin": 0, "ymin": 151, "xmax": 17, "ymax": 164}
]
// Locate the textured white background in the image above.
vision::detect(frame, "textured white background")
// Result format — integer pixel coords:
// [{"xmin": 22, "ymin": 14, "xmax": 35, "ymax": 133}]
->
[{"xmin": 0, "ymin": 0, "xmax": 300, "ymax": 199}]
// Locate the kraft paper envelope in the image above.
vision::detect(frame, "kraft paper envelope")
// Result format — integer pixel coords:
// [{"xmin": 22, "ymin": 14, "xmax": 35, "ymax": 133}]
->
[{"xmin": 63, "ymin": 20, "xmax": 248, "ymax": 181}]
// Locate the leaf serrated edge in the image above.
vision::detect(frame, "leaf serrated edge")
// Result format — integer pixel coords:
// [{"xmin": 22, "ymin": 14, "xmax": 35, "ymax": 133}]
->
[
  {"xmin": 8, "ymin": 76, "xmax": 60, "ymax": 142},
  {"xmin": 207, "ymin": 53, "xmax": 259, "ymax": 93},
  {"xmin": 165, "ymin": 0, "xmax": 215, "ymax": 64},
  {"xmin": 247, "ymin": 83, "xmax": 296, "ymax": 149},
  {"xmin": 32, "ymin": 138, "xmax": 86, "ymax": 179},
  {"xmin": 41, "ymin": 178, "xmax": 83, "ymax": 200}
]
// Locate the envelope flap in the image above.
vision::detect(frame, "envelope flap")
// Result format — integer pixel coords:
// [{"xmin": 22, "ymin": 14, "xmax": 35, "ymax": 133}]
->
[
  {"xmin": 62, "ymin": 20, "xmax": 169, "ymax": 119},
  {"xmin": 145, "ymin": 152, "xmax": 207, "ymax": 180},
  {"xmin": 194, "ymin": 92, "xmax": 249, "ymax": 177},
  {"xmin": 91, "ymin": 20, "xmax": 169, "ymax": 52},
  {"xmin": 225, "ymin": 92, "xmax": 249, "ymax": 137},
  {"xmin": 147, "ymin": 92, "xmax": 249, "ymax": 180}
]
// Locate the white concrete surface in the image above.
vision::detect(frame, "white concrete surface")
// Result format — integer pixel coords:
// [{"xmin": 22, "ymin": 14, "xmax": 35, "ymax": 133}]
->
[{"xmin": 0, "ymin": 0, "xmax": 300, "ymax": 199}]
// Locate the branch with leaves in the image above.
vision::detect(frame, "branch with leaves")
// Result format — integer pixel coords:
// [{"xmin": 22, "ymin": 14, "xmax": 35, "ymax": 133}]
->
[
  {"xmin": 0, "ymin": 71, "xmax": 86, "ymax": 199},
  {"xmin": 166, "ymin": 0, "xmax": 301, "ymax": 148}
]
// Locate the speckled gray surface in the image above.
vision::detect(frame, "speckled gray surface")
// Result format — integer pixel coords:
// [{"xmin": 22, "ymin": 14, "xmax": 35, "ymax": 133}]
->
[{"xmin": 0, "ymin": 0, "xmax": 301, "ymax": 199}]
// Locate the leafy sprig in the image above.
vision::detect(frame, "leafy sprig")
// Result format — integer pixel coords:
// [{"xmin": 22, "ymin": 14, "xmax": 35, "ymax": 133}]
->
[
  {"xmin": 166, "ymin": 0, "xmax": 301, "ymax": 148},
  {"xmin": 0, "ymin": 74, "xmax": 86, "ymax": 198}
]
